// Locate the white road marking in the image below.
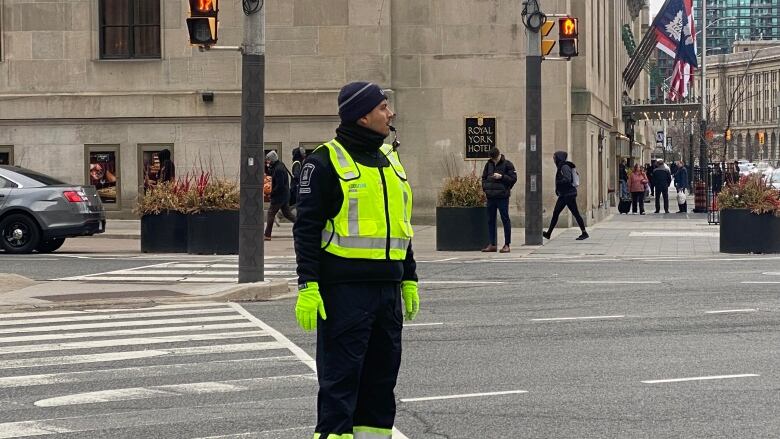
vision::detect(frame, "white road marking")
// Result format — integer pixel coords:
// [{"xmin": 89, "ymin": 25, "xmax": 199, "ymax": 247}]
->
[
  {"xmin": 107, "ymin": 270, "xmax": 240, "ymax": 276},
  {"xmin": 761, "ymin": 272, "xmax": 780, "ymax": 275},
  {"xmin": 741, "ymin": 281, "xmax": 780, "ymax": 284},
  {"xmin": 401, "ymin": 390, "xmax": 528, "ymax": 403},
  {"xmin": 0, "ymin": 331, "xmax": 268, "ymax": 355},
  {"xmin": 420, "ymin": 281, "xmax": 505, "ymax": 285},
  {"xmin": 418, "ymin": 257, "xmax": 460, "ymax": 263},
  {"xmin": 641, "ymin": 374, "xmax": 759, "ymax": 384},
  {"xmin": 0, "ymin": 421, "xmax": 74, "ymax": 438},
  {"xmin": 629, "ymin": 231, "xmax": 719, "ymax": 237},
  {"xmin": 531, "ymin": 315, "xmax": 625, "ymax": 322},
  {"xmin": 0, "ymin": 307, "xmax": 236, "ymax": 326},
  {"xmin": 227, "ymin": 304, "xmax": 411, "ymax": 438},
  {"xmin": 0, "ymin": 356, "xmax": 298, "ymax": 388},
  {"xmin": 0, "ymin": 302, "xmax": 229, "ymax": 320},
  {"xmin": 34, "ymin": 374, "xmax": 317, "ymax": 407},
  {"xmin": 0, "ymin": 341, "xmax": 284, "ymax": 369},
  {"xmin": 705, "ymin": 309, "xmax": 757, "ymax": 314},
  {"xmin": 0, "ymin": 315, "xmax": 246, "ymax": 335},
  {"xmin": 574, "ymin": 281, "xmax": 662, "ymax": 284},
  {"xmin": 404, "ymin": 323, "xmax": 444, "ymax": 327},
  {"xmin": 191, "ymin": 426, "xmax": 316, "ymax": 438},
  {"xmin": 62, "ymin": 276, "xmax": 185, "ymax": 282},
  {"xmin": 0, "ymin": 322, "xmax": 257, "ymax": 344}
]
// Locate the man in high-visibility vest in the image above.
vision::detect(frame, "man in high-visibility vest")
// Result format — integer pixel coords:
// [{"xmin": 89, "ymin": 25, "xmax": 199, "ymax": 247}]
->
[{"xmin": 293, "ymin": 81, "xmax": 420, "ymax": 439}]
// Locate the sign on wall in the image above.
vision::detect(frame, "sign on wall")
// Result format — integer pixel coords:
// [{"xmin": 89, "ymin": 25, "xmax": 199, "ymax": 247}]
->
[{"xmin": 465, "ymin": 115, "xmax": 496, "ymax": 160}]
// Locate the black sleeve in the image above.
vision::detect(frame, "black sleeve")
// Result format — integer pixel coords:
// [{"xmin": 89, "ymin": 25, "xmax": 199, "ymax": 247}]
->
[
  {"xmin": 292, "ymin": 162, "xmax": 302, "ymax": 180},
  {"xmin": 402, "ymin": 241, "xmax": 418, "ymax": 282},
  {"xmin": 502, "ymin": 161, "xmax": 517, "ymax": 187},
  {"xmin": 293, "ymin": 151, "xmax": 336, "ymax": 284},
  {"xmin": 271, "ymin": 165, "xmax": 289, "ymax": 198},
  {"xmin": 481, "ymin": 162, "xmax": 490, "ymax": 186}
]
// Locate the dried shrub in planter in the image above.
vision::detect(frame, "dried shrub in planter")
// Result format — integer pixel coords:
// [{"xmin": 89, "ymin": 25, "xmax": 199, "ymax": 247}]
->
[
  {"xmin": 437, "ymin": 173, "xmax": 486, "ymax": 208},
  {"xmin": 718, "ymin": 173, "xmax": 780, "ymax": 215}
]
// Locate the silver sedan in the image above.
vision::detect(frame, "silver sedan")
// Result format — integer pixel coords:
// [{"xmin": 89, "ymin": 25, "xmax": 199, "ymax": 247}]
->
[{"xmin": 0, "ymin": 166, "xmax": 105, "ymax": 253}]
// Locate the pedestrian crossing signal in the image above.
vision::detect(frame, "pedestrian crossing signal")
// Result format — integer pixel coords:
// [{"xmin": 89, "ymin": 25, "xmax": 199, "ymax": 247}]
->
[
  {"xmin": 187, "ymin": 0, "xmax": 218, "ymax": 46},
  {"xmin": 558, "ymin": 17, "xmax": 578, "ymax": 58}
]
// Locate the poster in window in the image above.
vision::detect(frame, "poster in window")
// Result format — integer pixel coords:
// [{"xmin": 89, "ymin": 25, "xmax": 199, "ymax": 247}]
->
[
  {"xmin": 0, "ymin": 152, "xmax": 10, "ymax": 165},
  {"xmin": 142, "ymin": 150, "xmax": 163, "ymax": 192},
  {"xmin": 89, "ymin": 151, "xmax": 118, "ymax": 203}
]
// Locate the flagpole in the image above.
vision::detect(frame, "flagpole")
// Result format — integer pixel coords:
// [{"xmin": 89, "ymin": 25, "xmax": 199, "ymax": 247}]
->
[{"xmin": 699, "ymin": 0, "xmax": 709, "ymax": 213}]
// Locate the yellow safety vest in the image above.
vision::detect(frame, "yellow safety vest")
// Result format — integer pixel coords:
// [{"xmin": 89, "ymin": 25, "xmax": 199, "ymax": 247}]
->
[{"xmin": 318, "ymin": 139, "xmax": 413, "ymax": 260}]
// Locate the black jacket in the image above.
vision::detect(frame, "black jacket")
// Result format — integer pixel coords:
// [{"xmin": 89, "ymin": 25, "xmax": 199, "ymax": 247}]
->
[
  {"xmin": 292, "ymin": 122, "xmax": 418, "ymax": 286},
  {"xmin": 268, "ymin": 161, "xmax": 290, "ymax": 205},
  {"xmin": 652, "ymin": 166, "xmax": 672, "ymax": 190},
  {"xmin": 481, "ymin": 156, "xmax": 517, "ymax": 199},
  {"xmin": 553, "ymin": 151, "xmax": 578, "ymax": 197}
]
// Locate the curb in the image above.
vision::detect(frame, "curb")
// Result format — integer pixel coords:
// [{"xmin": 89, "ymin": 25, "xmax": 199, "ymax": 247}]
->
[{"xmin": 0, "ymin": 279, "xmax": 292, "ymax": 313}]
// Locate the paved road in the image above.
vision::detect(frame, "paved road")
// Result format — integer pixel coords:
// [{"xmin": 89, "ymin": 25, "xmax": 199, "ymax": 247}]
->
[{"xmin": 2, "ymin": 255, "xmax": 779, "ymax": 437}]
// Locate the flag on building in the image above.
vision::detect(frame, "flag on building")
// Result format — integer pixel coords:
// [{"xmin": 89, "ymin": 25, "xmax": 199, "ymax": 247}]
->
[{"xmin": 654, "ymin": 0, "xmax": 698, "ymax": 101}]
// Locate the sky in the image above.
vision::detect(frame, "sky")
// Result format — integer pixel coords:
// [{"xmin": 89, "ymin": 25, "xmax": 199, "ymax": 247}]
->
[{"xmin": 649, "ymin": 0, "xmax": 664, "ymax": 20}]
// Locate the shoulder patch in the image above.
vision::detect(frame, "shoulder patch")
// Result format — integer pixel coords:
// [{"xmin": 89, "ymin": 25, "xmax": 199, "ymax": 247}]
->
[{"xmin": 300, "ymin": 163, "xmax": 315, "ymax": 188}]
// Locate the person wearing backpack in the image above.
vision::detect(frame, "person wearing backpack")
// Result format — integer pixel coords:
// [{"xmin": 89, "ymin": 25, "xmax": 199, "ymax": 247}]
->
[
  {"xmin": 264, "ymin": 150, "xmax": 296, "ymax": 240},
  {"xmin": 480, "ymin": 147, "xmax": 517, "ymax": 253},
  {"xmin": 543, "ymin": 150, "xmax": 589, "ymax": 241}
]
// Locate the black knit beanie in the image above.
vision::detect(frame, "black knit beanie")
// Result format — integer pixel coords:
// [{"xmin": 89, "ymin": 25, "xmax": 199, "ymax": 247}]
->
[{"xmin": 338, "ymin": 82, "xmax": 387, "ymax": 123}]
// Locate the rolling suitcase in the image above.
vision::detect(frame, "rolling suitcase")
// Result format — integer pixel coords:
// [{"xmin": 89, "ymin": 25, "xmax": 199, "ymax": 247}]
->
[{"xmin": 618, "ymin": 199, "xmax": 631, "ymax": 214}]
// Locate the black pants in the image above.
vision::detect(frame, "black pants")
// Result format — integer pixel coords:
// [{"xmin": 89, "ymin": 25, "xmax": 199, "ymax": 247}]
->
[
  {"xmin": 264, "ymin": 202, "xmax": 296, "ymax": 237},
  {"xmin": 547, "ymin": 194, "xmax": 586, "ymax": 234},
  {"xmin": 655, "ymin": 189, "xmax": 669, "ymax": 213},
  {"xmin": 316, "ymin": 282, "xmax": 403, "ymax": 437},
  {"xmin": 487, "ymin": 197, "xmax": 511, "ymax": 246},
  {"xmin": 631, "ymin": 192, "xmax": 645, "ymax": 213}
]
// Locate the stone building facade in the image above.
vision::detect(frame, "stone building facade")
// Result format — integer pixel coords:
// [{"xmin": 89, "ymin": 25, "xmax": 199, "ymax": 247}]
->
[
  {"xmin": 0, "ymin": 0, "xmax": 649, "ymax": 224},
  {"xmin": 706, "ymin": 42, "xmax": 780, "ymax": 163}
]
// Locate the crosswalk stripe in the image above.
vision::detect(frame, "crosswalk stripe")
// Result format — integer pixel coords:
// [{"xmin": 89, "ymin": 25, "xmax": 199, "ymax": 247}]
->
[
  {"xmin": 0, "ymin": 315, "xmax": 247, "ymax": 335},
  {"xmin": 106, "ymin": 270, "xmax": 240, "ymax": 276},
  {"xmin": 0, "ymin": 331, "xmax": 268, "ymax": 355},
  {"xmin": 0, "ymin": 341, "xmax": 285, "ymax": 369},
  {"xmin": 0, "ymin": 302, "xmax": 229, "ymax": 320},
  {"xmin": 0, "ymin": 356, "xmax": 298, "ymax": 388},
  {"xmin": 0, "ymin": 307, "xmax": 236, "ymax": 327},
  {"xmin": 34, "ymin": 374, "xmax": 317, "ymax": 407},
  {"xmin": 0, "ymin": 322, "xmax": 258, "ymax": 344}
]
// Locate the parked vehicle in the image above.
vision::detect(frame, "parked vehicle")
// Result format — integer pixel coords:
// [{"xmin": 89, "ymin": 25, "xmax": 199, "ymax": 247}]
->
[{"xmin": 0, "ymin": 166, "xmax": 105, "ymax": 253}]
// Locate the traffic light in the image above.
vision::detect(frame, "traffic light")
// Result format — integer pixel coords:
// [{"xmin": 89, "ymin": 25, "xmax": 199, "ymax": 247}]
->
[
  {"xmin": 725, "ymin": 129, "xmax": 732, "ymax": 141},
  {"xmin": 187, "ymin": 0, "xmax": 218, "ymax": 46},
  {"xmin": 758, "ymin": 131, "xmax": 765, "ymax": 145},
  {"xmin": 540, "ymin": 20, "xmax": 556, "ymax": 57},
  {"xmin": 558, "ymin": 17, "xmax": 578, "ymax": 58}
]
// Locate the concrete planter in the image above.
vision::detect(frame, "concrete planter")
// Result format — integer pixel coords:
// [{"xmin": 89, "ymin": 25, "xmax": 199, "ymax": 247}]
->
[
  {"xmin": 720, "ymin": 209, "xmax": 780, "ymax": 254},
  {"xmin": 140, "ymin": 211, "xmax": 188, "ymax": 253},
  {"xmin": 187, "ymin": 210, "xmax": 239, "ymax": 255},
  {"xmin": 435, "ymin": 206, "xmax": 490, "ymax": 251}
]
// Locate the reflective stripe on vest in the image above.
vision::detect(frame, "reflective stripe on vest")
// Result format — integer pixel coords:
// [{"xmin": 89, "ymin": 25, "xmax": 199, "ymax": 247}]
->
[
  {"xmin": 353, "ymin": 426, "xmax": 392, "ymax": 439},
  {"xmin": 320, "ymin": 140, "xmax": 413, "ymax": 260}
]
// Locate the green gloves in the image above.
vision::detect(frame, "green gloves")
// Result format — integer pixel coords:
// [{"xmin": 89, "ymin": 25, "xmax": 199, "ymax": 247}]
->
[
  {"xmin": 401, "ymin": 280, "xmax": 420, "ymax": 321},
  {"xmin": 295, "ymin": 281, "xmax": 326, "ymax": 331}
]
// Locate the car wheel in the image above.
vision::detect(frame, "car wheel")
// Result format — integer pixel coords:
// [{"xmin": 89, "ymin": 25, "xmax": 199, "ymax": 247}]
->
[
  {"xmin": 0, "ymin": 214, "xmax": 41, "ymax": 254},
  {"xmin": 36, "ymin": 238, "xmax": 66, "ymax": 253}
]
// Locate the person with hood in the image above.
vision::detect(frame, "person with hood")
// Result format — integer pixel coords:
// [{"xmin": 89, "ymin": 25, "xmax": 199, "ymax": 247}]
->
[
  {"xmin": 292, "ymin": 81, "xmax": 419, "ymax": 439},
  {"xmin": 543, "ymin": 151, "xmax": 589, "ymax": 240},
  {"xmin": 263, "ymin": 150, "xmax": 296, "ymax": 240},
  {"xmin": 158, "ymin": 148, "xmax": 175, "ymax": 183},
  {"xmin": 481, "ymin": 147, "xmax": 517, "ymax": 253}
]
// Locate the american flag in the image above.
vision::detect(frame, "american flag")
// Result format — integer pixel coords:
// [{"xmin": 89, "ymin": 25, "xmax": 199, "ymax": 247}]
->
[
  {"xmin": 621, "ymin": 0, "xmax": 699, "ymax": 100},
  {"xmin": 654, "ymin": 0, "xmax": 698, "ymax": 100}
]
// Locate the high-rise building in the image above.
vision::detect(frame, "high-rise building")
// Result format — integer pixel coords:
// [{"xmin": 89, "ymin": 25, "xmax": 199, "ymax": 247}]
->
[{"xmin": 693, "ymin": 0, "xmax": 780, "ymax": 55}]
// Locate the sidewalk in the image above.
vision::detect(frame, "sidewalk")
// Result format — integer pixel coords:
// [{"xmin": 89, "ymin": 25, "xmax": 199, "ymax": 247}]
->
[{"xmin": 0, "ymin": 210, "xmax": 720, "ymax": 311}]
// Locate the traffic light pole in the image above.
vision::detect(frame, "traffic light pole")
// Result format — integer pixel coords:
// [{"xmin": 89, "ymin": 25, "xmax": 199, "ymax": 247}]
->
[
  {"xmin": 524, "ymin": 3, "xmax": 543, "ymax": 246},
  {"xmin": 238, "ymin": 3, "xmax": 265, "ymax": 283}
]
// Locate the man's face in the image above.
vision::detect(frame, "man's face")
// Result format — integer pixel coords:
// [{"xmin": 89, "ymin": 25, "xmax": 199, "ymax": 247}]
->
[{"xmin": 358, "ymin": 99, "xmax": 395, "ymax": 137}]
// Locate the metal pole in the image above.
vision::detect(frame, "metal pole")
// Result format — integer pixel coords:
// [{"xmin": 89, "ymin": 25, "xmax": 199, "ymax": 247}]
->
[
  {"xmin": 525, "ymin": 2, "xmax": 543, "ymax": 246},
  {"xmin": 689, "ymin": 120, "xmax": 694, "ymax": 192},
  {"xmin": 699, "ymin": 0, "xmax": 709, "ymax": 212},
  {"xmin": 238, "ymin": 3, "xmax": 265, "ymax": 283}
]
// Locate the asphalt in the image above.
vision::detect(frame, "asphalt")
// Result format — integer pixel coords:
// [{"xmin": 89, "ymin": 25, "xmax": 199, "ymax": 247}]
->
[{"xmin": 0, "ymin": 194, "xmax": 722, "ymax": 312}]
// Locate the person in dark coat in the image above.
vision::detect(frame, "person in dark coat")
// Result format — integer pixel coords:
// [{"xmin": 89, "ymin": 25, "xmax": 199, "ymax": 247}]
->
[
  {"xmin": 264, "ymin": 150, "xmax": 296, "ymax": 240},
  {"xmin": 646, "ymin": 161, "xmax": 656, "ymax": 196},
  {"xmin": 158, "ymin": 149, "xmax": 175, "ymax": 183},
  {"xmin": 652, "ymin": 158, "xmax": 673, "ymax": 213},
  {"xmin": 674, "ymin": 160, "xmax": 688, "ymax": 193},
  {"xmin": 289, "ymin": 146, "xmax": 306, "ymax": 205},
  {"xmin": 543, "ymin": 151, "xmax": 589, "ymax": 240},
  {"xmin": 480, "ymin": 147, "xmax": 517, "ymax": 253}
]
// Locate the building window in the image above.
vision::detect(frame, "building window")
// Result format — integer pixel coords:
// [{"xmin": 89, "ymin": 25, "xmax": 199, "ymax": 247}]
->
[
  {"xmin": 86, "ymin": 145, "xmax": 120, "ymax": 207},
  {"xmin": 138, "ymin": 144, "xmax": 173, "ymax": 193},
  {"xmin": 0, "ymin": 146, "xmax": 13, "ymax": 165},
  {"xmin": 99, "ymin": 0, "xmax": 161, "ymax": 59}
]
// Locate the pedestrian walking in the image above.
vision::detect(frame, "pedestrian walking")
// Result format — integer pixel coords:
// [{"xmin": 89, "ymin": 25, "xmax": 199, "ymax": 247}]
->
[
  {"xmin": 619, "ymin": 158, "xmax": 629, "ymax": 199},
  {"xmin": 712, "ymin": 162, "xmax": 724, "ymax": 194},
  {"xmin": 543, "ymin": 151, "xmax": 589, "ymax": 240},
  {"xmin": 652, "ymin": 159, "xmax": 672, "ymax": 213},
  {"xmin": 264, "ymin": 150, "xmax": 296, "ymax": 240},
  {"xmin": 674, "ymin": 160, "xmax": 688, "ymax": 193},
  {"xmin": 293, "ymin": 81, "xmax": 419, "ymax": 439},
  {"xmin": 481, "ymin": 147, "xmax": 517, "ymax": 253},
  {"xmin": 628, "ymin": 164, "xmax": 647, "ymax": 215}
]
